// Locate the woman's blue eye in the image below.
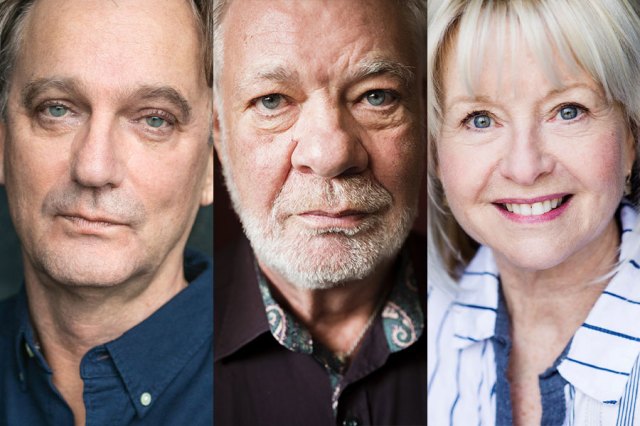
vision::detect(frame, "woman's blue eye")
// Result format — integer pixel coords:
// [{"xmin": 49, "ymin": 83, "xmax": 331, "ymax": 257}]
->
[
  {"xmin": 559, "ymin": 105, "xmax": 579, "ymax": 120},
  {"xmin": 260, "ymin": 95, "xmax": 283, "ymax": 110},
  {"xmin": 472, "ymin": 114, "xmax": 492, "ymax": 129},
  {"xmin": 48, "ymin": 105, "xmax": 68, "ymax": 117},
  {"xmin": 365, "ymin": 90, "xmax": 389, "ymax": 106},
  {"xmin": 146, "ymin": 116, "xmax": 166, "ymax": 128}
]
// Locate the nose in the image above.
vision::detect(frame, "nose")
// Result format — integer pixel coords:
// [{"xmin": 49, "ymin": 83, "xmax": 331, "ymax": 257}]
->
[
  {"xmin": 290, "ymin": 98, "xmax": 368, "ymax": 178},
  {"xmin": 499, "ymin": 127, "xmax": 554, "ymax": 185},
  {"xmin": 70, "ymin": 116, "xmax": 125, "ymax": 189}
]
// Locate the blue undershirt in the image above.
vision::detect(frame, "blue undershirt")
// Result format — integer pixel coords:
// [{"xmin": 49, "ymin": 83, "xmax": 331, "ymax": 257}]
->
[{"xmin": 492, "ymin": 283, "xmax": 569, "ymax": 425}]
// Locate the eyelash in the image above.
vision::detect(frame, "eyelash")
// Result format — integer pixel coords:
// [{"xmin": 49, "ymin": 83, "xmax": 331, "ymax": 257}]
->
[
  {"xmin": 553, "ymin": 103, "xmax": 588, "ymax": 123},
  {"xmin": 461, "ymin": 103, "xmax": 589, "ymax": 129},
  {"xmin": 251, "ymin": 94, "xmax": 289, "ymax": 118},
  {"xmin": 461, "ymin": 110, "xmax": 493, "ymax": 130},
  {"xmin": 141, "ymin": 109, "xmax": 176, "ymax": 125},
  {"xmin": 37, "ymin": 101, "xmax": 75, "ymax": 117}
]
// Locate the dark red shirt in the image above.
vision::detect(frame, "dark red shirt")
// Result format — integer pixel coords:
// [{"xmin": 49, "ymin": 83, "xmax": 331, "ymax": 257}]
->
[{"xmin": 214, "ymin": 234, "xmax": 427, "ymax": 426}]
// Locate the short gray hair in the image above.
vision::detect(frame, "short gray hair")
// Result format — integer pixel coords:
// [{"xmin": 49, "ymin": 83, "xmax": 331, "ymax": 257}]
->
[
  {"xmin": 213, "ymin": 0, "xmax": 427, "ymax": 91},
  {"xmin": 427, "ymin": 0, "xmax": 640, "ymax": 279},
  {"xmin": 0, "ymin": 0, "xmax": 213, "ymax": 118}
]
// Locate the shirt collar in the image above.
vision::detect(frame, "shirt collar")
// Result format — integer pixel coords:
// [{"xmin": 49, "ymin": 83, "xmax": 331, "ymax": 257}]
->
[
  {"xmin": 105, "ymin": 248, "xmax": 212, "ymax": 418},
  {"xmin": 451, "ymin": 245, "xmax": 500, "ymax": 349},
  {"xmin": 451, "ymin": 203, "xmax": 640, "ymax": 403},
  {"xmin": 213, "ymin": 237, "xmax": 271, "ymax": 361},
  {"xmin": 214, "ymin": 233, "xmax": 426, "ymax": 363},
  {"xmin": 12, "ymin": 249, "xmax": 213, "ymax": 418},
  {"xmin": 557, "ymin": 203, "xmax": 640, "ymax": 403},
  {"xmin": 257, "ymin": 246, "xmax": 424, "ymax": 356}
]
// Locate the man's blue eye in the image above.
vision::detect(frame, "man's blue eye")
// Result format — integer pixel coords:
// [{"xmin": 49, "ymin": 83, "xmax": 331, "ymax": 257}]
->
[
  {"xmin": 48, "ymin": 105, "xmax": 68, "ymax": 117},
  {"xmin": 472, "ymin": 114, "xmax": 492, "ymax": 128},
  {"xmin": 260, "ymin": 95, "xmax": 283, "ymax": 110},
  {"xmin": 146, "ymin": 116, "xmax": 166, "ymax": 128},
  {"xmin": 366, "ymin": 90, "xmax": 389, "ymax": 106},
  {"xmin": 559, "ymin": 105, "xmax": 579, "ymax": 120}
]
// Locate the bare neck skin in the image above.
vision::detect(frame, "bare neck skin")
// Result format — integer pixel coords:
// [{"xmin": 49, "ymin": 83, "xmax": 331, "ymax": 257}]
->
[
  {"xmin": 23, "ymin": 261, "xmax": 187, "ymax": 426},
  {"xmin": 259, "ymin": 258, "xmax": 395, "ymax": 359},
  {"xmin": 497, "ymin": 219, "xmax": 619, "ymax": 426}
]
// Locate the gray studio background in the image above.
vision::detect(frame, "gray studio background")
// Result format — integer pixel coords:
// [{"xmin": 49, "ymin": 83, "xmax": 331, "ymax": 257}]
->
[{"xmin": 0, "ymin": 187, "xmax": 213, "ymax": 300}]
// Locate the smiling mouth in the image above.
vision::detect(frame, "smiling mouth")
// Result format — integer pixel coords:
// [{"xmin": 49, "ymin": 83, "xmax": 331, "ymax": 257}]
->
[{"xmin": 499, "ymin": 195, "xmax": 572, "ymax": 216}]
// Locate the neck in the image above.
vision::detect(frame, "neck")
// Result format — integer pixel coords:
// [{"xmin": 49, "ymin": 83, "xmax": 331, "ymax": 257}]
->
[
  {"xmin": 497, "ymin": 218, "xmax": 619, "ymax": 376},
  {"xmin": 498, "ymin": 218, "xmax": 619, "ymax": 325},
  {"xmin": 23, "ymin": 256, "xmax": 187, "ymax": 426},
  {"xmin": 259, "ymin": 257, "xmax": 395, "ymax": 357}
]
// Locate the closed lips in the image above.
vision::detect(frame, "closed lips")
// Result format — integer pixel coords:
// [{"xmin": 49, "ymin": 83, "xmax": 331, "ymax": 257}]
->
[{"xmin": 503, "ymin": 196, "xmax": 568, "ymax": 216}]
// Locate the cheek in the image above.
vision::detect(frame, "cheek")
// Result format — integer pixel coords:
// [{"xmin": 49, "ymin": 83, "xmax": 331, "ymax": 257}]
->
[
  {"xmin": 229, "ymin": 124, "xmax": 293, "ymax": 212},
  {"xmin": 129, "ymin": 147, "xmax": 207, "ymax": 214},
  {"xmin": 437, "ymin": 142, "xmax": 487, "ymax": 206},
  {"xmin": 368, "ymin": 127, "xmax": 424, "ymax": 203},
  {"xmin": 567, "ymin": 130, "xmax": 626, "ymax": 190}
]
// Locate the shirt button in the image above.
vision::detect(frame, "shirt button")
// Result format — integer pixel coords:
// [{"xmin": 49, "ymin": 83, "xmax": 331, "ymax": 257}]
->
[
  {"xmin": 24, "ymin": 343, "xmax": 34, "ymax": 358},
  {"xmin": 342, "ymin": 417, "xmax": 361, "ymax": 426},
  {"xmin": 140, "ymin": 392, "xmax": 152, "ymax": 406}
]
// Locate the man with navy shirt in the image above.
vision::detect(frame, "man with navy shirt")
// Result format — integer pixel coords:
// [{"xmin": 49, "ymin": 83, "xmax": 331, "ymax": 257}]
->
[{"xmin": 0, "ymin": 0, "xmax": 213, "ymax": 424}]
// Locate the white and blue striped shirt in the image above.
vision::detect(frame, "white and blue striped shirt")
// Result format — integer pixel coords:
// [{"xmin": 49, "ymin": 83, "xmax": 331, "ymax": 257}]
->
[{"xmin": 428, "ymin": 204, "xmax": 640, "ymax": 425}]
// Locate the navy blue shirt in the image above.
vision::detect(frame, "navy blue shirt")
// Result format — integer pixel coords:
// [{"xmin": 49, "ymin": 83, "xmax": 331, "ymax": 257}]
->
[{"xmin": 0, "ymin": 249, "xmax": 213, "ymax": 426}]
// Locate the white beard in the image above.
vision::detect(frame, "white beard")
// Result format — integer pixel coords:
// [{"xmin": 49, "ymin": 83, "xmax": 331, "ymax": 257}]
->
[{"xmin": 217, "ymin": 136, "xmax": 416, "ymax": 290}]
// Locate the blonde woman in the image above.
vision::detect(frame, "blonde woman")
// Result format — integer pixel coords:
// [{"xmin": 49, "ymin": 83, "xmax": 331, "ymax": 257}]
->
[{"xmin": 427, "ymin": 0, "xmax": 640, "ymax": 424}]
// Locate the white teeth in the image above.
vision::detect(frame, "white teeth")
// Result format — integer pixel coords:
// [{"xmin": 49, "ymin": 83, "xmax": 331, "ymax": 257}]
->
[
  {"xmin": 520, "ymin": 204, "xmax": 532, "ymax": 215},
  {"xmin": 502, "ymin": 197, "xmax": 564, "ymax": 216}
]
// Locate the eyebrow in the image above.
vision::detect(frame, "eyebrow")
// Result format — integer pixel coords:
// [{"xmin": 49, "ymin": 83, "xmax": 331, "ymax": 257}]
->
[
  {"xmin": 133, "ymin": 85, "xmax": 192, "ymax": 122},
  {"xmin": 349, "ymin": 58, "xmax": 416, "ymax": 88},
  {"xmin": 21, "ymin": 78, "xmax": 193, "ymax": 122},
  {"xmin": 235, "ymin": 58, "xmax": 416, "ymax": 95},
  {"xmin": 447, "ymin": 83, "xmax": 602, "ymax": 109},
  {"xmin": 21, "ymin": 78, "xmax": 86, "ymax": 110},
  {"xmin": 235, "ymin": 66, "xmax": 301, "ymax": 94}
]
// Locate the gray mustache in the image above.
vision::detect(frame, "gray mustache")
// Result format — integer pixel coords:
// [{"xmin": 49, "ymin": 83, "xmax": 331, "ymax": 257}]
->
[{"xmin": 273, "ymin": 175, "xmax": 393, "ymax": 215}]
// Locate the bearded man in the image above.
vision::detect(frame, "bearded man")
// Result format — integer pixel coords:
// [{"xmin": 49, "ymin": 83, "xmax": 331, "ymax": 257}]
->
[{"xmin": 213, "ymin": 0, "xmax": 427, "ymax": 425}]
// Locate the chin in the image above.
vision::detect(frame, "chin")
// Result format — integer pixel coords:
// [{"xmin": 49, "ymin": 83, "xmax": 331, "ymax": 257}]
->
[
  {"xmin": 249, "ymin": 216, "xmax": 414, "ymax": 290},
  {"xmin": 33, "ymin": 246, "xmax": 144, "ymax": 288},
  {"xmin": 497, "ymin": 247, "xmax": 572, "ymax": 273}
]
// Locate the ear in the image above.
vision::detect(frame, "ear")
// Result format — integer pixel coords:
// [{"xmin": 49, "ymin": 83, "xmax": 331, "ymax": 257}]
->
[
  {"xmin": 199, "ymin": 144, "xmax": 214, "ymax": 206},
  {"xmin": 0, "ymin": 122, "xmax": 5, "ymax": 185},
  {"xmin": 626, "ymin": 123, "xmax": 637, "ymax": 175},
  {"xmin": 212, "ymin": 90, "xmax": 222, "ymax": 154}
]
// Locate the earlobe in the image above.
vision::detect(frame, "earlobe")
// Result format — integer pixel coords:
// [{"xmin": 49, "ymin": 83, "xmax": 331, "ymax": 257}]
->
[
  {"xmin": 200, "ymin": 146, "xmax": 214, "ymax": 206},
  {"xmin": 212, "ymin": 93, "xmax": 222, "ymax": 154},
  {"xmin": 0, "ymin": 122, "xmax": 5, "ymax": 185}
]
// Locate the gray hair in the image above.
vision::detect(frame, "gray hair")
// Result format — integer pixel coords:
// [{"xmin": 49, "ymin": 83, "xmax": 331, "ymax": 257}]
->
[
  {"xmin": 213, "ymin": 0, "xmax": 427, "ymax": 91},
  {"xmin": 427, "ymin": 0, "xmax": 640, "ymax": 280},
  {"xmin": 0, "ymin": 0, "xmax": 213, "ymax": 118}
]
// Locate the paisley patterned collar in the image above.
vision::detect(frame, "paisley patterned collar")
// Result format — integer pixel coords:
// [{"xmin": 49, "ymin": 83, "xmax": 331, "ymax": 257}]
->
[{"xmin": 256, "ymin": 247, "xmax": 424, "ymax": 373}]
